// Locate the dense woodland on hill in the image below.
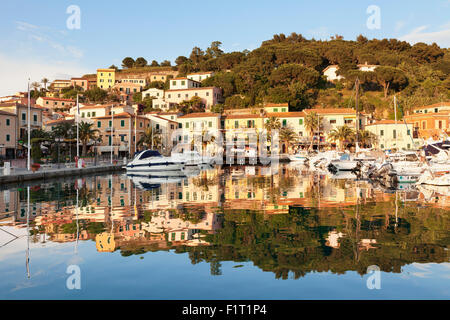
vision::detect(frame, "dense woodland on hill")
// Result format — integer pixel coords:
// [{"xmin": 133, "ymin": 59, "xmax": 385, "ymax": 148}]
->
[
  {"xmin": 77, "ymin": 33, "xmax": 449, "ymax": 119},
  {"xmin": 176, "ymin": 34, "xmax": 450, "ymax": 118}
]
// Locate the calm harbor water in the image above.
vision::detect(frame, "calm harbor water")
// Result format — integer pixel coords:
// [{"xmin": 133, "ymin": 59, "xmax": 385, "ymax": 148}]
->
[{"xmin": 0, "ymin": 164, "xmax": 449, "ymax": 299}]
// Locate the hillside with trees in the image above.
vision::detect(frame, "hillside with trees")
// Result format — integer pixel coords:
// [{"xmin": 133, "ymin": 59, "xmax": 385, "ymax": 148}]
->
[{"xmin": 173, "ymin": 34, "xmax": 449, "ymax": 119}]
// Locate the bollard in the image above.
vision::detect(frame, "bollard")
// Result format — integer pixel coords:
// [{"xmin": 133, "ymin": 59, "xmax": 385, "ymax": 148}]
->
[
  {"xmin": 3, "ymin": 162, "xmax": 11, "ymax": 175},
  {"xmin": 123, "ymin": 157, "xmax": 127, "ymax": 165}
]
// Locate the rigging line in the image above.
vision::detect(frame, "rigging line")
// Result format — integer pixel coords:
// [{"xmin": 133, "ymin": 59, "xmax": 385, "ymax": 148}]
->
[{"xmin": 0, "ymin": 227, "xmax": 19, "ymax": 239}]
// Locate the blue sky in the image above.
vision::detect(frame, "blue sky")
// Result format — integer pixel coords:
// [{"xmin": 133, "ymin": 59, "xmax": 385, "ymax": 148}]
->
[{"xmin": 0, "ymin": 0, "xmax": 449, "ymax": 96}]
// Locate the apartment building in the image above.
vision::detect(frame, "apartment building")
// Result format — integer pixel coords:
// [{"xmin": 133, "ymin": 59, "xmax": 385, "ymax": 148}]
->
[
  {"xmin": 187, "ymin": 72, "xmax": 215, "ymax": 82},
  {"xmin": 93, "ymin": 112, "xmax": 150, "ymax": 156},
  {"xmin": 97, "ymin": 68, "xmax": 116, "ymax": 89},
  {"xmin": 177, "ymin": 112, "xmax": 222, "ymax": 150},
  {"xmin": 0, "ymin": 110, "xmax": 17, "ymax": 159},
  {"xmin": 36, "ymin": 97, "xmax": 75, "ymax": 110},
  {"xmin": 71, "ymin": 77, "xmax": 95, "ymax": 91},
  {"xmin": 50, "ymin": 79, "xmax": 71, "ymax": 92},
  {"xmin": 0, "ymin": 102, "xmax": 44, "ymax": 157},
  {"xmin": 404, "ymin": 102, "xmax": 450, "ymax": 140},
  {"xmin": 165, "ymin": 87, "xmax": 223, "ymax": 110},
  {"xmin": 365, "ymin": 120, "xmax": 420, "ymax": 150},
  {"xmin": 112, "ymin": 82, "xmax": 143, "ymax": 104}
]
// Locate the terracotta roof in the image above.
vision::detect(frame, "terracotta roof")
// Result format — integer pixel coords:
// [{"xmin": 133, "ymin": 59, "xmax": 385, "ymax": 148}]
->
[
  {"xmin": 39, "ymin": 97, "xmax": 75, "ymax": 102},
  {"xmin": 148, "ymin": 115, "xmax": 179, "ymax": 124},
  {"xmin": 166, "ymin": 87, "xmax": 218, "ymax": 92},
  {"xmin": 157, "ymin": 111, "xmax": 180, "ymax": 115},
  {"xmin": 179, "ymin": 112, "xmax": 220, "ymax": 119},
  {"xmin": 0, "ymin": 110, "xmax": 15, "ymax": 116},
  {"xmin": 304, "ymin": 108, "xmax": 357, "ymax": 115},
  {"xmin": 323, "ymin": 65, "xmax": 339, "ymax": 72},
  {"xmin": 366, "ymin": 120, "xmax": 414, "ymax": 126},
  {"xmin": 92, "ymin": 112, "xmax": 147, "ymax": 120},
  {"xmin": 264, "ymin": 103, "xmax": 289, "ymax": 107},
  {"xmin": 45, "ymin": 119, "xmax": 75, "ymax": 125},
  {"xmin": 79, "ymin": 105, "xmax": 110, "ymax": 110},
  {"xmin": 187, "ymin": 72, "xmax": 214, "ymax": 76},
  {"xmin": 225, "ymin": 114, "xmax": 262, "ymax": 119},
  {"xmin": 413, "ymin": 101, "xmax": 450, "ymax": 110},
  {"xmin": 267, "ymin": 111, "xmax": 306, "ymax": 118},
  {"xmin": 97, "ymin": 69, "xmax": 115, "ymax": 72}
]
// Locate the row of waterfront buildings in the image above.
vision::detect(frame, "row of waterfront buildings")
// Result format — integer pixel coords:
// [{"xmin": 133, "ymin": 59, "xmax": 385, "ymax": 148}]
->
[
  {"xmin": 1, "ymin": 96, "xmax": 449, "ymax": 159},
  {"xmin": 0, "ymin": 64, "xmax": 449, "ymax": 159}
]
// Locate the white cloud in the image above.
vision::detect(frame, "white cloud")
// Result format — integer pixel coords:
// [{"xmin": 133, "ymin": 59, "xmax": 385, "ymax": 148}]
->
[
  {"xmin": 0, "ymin": 52, "xmax": 90, "ymax": 96},
  {"xmin": 395, "ymin": 21, "xmax": 406, "ymax": 32},
  {"xmin": 14, "ymin": 21, "xmax": 84, "ymax": 60},
  {"xmin": 400, "ymin": 23, "xmax": 450, "ymax": 47}
]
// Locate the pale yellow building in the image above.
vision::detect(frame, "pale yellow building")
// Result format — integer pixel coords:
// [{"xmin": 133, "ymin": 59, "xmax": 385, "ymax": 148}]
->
[
  {"xmin": 97, "ymin": 68, "xmax": 116, "ymax": 90},
  {"xmin": 365, "ymin": 120, "xmax": 420, "ymax": 150}
]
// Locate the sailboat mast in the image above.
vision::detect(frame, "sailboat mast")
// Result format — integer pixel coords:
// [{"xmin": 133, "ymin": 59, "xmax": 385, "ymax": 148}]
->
[{"xmin": 355, "ymin": 78, "xmax": 360, "ymax": 149}]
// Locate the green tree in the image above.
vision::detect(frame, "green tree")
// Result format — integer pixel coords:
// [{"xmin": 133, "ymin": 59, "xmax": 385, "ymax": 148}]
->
[
  {"xmin": 79, "ymin": 122, "xmax": 99, "ymax": 156},
  {"xmin": 279, "ymin": 126, "xmax": 298, "ymax": 153},
  {"xmin": 84, "ymin": 87, "xmax": 108, "ymax": 103},
  {"xmin": 357, "ymin": 130, "xmax": 377, "ymax": 148},
  {"xmin": 304, "ymin": 111, "xmax": 322, "ymax": 150},
  {"xmin": 138, "ymin": 127, "xmax": 162, "ymax": 150},
  {"xmin": 41, "ymin": 78, "xmax": 49, "ymax": 91},
  {"xmin": 134, "ymin": 57, "xmax": 148, "ymax": 68},
  {"xmin": 122, "ymin": 57, "xmax": 135, "ymax": 69},
  {"xmin": 328, "ymin": 125, "xmax": 355, "ymax": 150},
  {"xmin": 374, "ymin": 66, "xmax": 408, "ymax": 98}
]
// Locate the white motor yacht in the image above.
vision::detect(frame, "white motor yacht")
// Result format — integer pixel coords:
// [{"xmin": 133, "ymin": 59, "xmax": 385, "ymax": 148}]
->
[
  {"xmin": 289, "ymin": 150, "xmax": 309, "ymax": 163},
  {"xmin": 329, "ymin": 153, "xmax": 359, "ymax": 171},
  {"xmin": 170, "ymin": 145, "xmax": 215, "ymax": 167},
  {"xmin": 125, "ymin": 150, "xmax": 183, "ymax": 174}
]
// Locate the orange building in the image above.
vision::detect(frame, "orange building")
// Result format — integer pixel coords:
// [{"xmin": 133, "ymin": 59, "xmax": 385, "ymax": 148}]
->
[{"xmin": 404, "ymin": 102, "xmax": 450, "ymax": 140}]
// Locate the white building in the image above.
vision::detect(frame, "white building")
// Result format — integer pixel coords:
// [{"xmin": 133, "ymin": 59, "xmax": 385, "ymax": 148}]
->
[
  {"xmin": 323, "ymin": 65, "xmax": 343, "ymax": 82},
  {"xmin": 365, "ymin": 120, "xmax": 420, "ymax": 150},
  {"xmin": 187, "ymin": 72, "xmax": 215, "ymax": 82},
  {"xmin": 323, "ymin": 63, "xmax": 378, "ymax": 82},
  {"xmin": 169, "ymin": 78, "xmax": 201, "ymax": 90}
]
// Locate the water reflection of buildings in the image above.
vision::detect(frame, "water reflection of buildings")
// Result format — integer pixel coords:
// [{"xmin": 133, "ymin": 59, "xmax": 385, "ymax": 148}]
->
[{"xmin": 0, "ymin": 164, "xmax": 448, "ymax": 255}]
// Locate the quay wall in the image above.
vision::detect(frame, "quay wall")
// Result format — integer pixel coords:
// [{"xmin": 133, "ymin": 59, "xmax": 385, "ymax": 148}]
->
[{"xmin": 0, "ymin": 165, "xmax": 125, "ymax": 185}]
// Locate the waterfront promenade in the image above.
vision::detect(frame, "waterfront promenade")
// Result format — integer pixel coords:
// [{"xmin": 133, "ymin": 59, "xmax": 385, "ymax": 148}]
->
[{"xmin": 0, "ymin": 162, "xmax": 125, "ymax": 184}]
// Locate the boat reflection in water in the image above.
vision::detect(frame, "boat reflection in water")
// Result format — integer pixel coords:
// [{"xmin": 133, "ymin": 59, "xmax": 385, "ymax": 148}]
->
[{"xmin": 0, "ymin": 163, "xmax": 448, "ymax": 298}]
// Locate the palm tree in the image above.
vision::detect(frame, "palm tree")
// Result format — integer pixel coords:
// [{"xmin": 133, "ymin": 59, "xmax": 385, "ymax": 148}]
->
[
  {"xmin": 52, "ymin": 122, "xmax": 75, "ymax": 140},
  {"xmin": 328, "ymin": 125, "xmax": 355, "ymax": 151},
  {"xmin": 31, "ymin": 81, "xmax": 41, "ymax": 94},
  {"xmin": 357, "ymin": 130, "xmax": 377, "ymax": 148},
  {"xmin": 41, "ymin": 78, "xmax": 49, "ymax": 91},
  {"xmin": 264, "ymin": 116, "xmax": 281, "ymax": 133},
  {"xmin": 79, "ymin": 122, "xmax": 99, "ymax": 156},
  {"xmin": 304, "ymin": 111, "xmax": 321, "ymax": 150},
  {"xmin": 52, "ymin": 121, "xmax": 76, "ymax": 161},
  {"xmin": 279, "ymin": 127, "xmax": 298, "ymax": 154},
  {"xmin": 137, "ymin": 127, "xmax": 162, "ymax": 150}
]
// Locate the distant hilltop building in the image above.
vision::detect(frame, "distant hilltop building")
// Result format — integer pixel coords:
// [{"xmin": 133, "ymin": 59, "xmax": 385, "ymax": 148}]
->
[
  {"xmin": 187, "ymin": 71, "xmax": 215, "ymax": 82},
  {"xmin": 323, "ymin": 62, "xmax": 378, "ymax": 82},
  {"xmin": 141, "ymin": 75, "xmax": 223, "ymax": 111}
]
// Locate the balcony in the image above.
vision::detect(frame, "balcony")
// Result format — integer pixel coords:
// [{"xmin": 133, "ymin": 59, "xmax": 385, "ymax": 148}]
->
[{"xmin": 105, "ymin": 127, "xmax": 115, "ymax": 132}]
